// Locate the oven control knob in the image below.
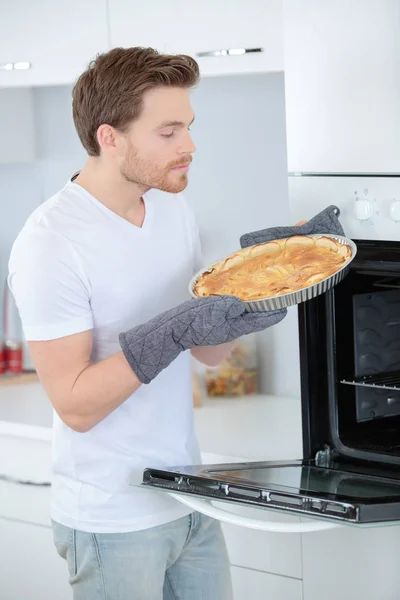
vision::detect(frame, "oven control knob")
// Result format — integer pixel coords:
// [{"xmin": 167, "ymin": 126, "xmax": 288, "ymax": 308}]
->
[
  {"xmin": 354, "ymin": 199, "xmax": 373, "ymax": 221},
  {"xmin": 390, "ymin": 200, "xmax": 400, "ymax": 222}
]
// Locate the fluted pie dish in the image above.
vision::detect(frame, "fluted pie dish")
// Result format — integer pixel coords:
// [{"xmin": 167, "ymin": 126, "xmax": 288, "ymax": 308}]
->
[{"xmin": 190, "ymin": 234, "xmax": 357, "ymax": 311}]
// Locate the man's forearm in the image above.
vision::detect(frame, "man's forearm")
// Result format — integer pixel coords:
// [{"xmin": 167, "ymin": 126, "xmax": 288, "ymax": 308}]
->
[
  {"xmin": 69, "ymin": 344, "xmax": 234, "ymax": 431},
  {"xmin": 42, "ymin": 350, "xmax": 141, "ymax": 433},
  {"xmin": 68, "ymin": 352, "xmax": 141, "ymax": 430},
  {"xmin": 191, "ymin": 341, "xmax": 236, "ymax": 367},
  {"xmin": 66, "ymin": 343, "xmax": 232, "ymax": 431},
  {"xmin": 32, "ymin": 294, "xmax": 277, "ymax": 433}
]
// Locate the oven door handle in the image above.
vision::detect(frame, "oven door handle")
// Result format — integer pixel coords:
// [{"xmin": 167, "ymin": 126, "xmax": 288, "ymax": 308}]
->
[{"xmin": 168, "ymin": 493, "xmax": 341, "ymax": 533}]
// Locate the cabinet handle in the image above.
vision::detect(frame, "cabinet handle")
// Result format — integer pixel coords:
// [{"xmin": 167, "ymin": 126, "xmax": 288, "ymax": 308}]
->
[
  {"xmin": 196, "ymin": 48, "xmax": 263, "ymax": 58},
  {"xmin": 0, "ymin": 62, "xmax": 31, "ymax": 71},
  {"xmin": 0, "ymin": 474, "xmax": 50, "ymax": 487},
  {"xmin": 169, "ymin": 492, "xmax": 341, "ymax": 533}
]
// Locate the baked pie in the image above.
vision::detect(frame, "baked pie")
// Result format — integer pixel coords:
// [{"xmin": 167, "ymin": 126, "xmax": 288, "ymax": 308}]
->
[{"xmin": 193, "ymin": 235, "xmax": 352, "ymax": 302}]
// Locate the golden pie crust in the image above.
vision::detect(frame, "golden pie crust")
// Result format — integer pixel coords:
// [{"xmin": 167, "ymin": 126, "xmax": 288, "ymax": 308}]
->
[{"xmin": 193, "ymin": 235, "xmax": 352, "ymax": 302}]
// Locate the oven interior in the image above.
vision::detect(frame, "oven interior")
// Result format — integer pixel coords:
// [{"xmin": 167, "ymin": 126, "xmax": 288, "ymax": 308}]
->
[{"xmin": 300, "ymin": 240, "xmax": 400, "ymax": 468}]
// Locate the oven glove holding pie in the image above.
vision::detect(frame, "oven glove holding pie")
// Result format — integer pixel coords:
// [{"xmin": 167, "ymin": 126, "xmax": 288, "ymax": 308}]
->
[
  {"xmin": 119, "ymin": 295, "xmax": 286, "ymax": 384},
  {"xmin": 240, "ymin": 205, "xmax": 345, "ymax": 249}
]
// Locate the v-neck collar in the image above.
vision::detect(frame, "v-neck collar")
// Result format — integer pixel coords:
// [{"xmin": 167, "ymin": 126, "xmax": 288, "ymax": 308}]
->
[{"xmin": 67, "ymin": 178, "xmax": 154, "ymax": 235}]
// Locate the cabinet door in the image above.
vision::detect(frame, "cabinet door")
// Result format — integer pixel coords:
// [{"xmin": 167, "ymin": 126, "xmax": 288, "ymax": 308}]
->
[
  {"xmin": 0, "ymin": 518, "xmax": 72, "ymax": 600},
  {"xmin": 108, "ymin": 0, "xmax": 283, "ymax": 76},
  {"xmin": 220, "ymin": 504, "xmax": 302, "ymax": 579},
  {"xmin": 283, "ymin": 0, "xmax": 400, "ymax": 174},
  {"xmin": 231, "ymin": 565, "xmax": 302, "ymax": 600},
  {"xmin": 0, "ymin": 0, "xmax": 109, "ymax": 88},
  {"xmin": 302, "ymin": 525, "xmax": 400, "ymax": 600}
]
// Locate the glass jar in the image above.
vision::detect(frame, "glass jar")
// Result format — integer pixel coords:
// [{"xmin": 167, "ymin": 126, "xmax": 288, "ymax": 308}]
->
[{"xmin": 205, "ymin": 334, "xmax": 259, "ymax": 397}]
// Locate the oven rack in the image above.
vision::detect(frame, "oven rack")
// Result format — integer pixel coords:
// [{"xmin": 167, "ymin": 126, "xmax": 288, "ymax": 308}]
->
[{"xmin": 341, "ymin": 371, "xmax": 400, "ymax": 392}]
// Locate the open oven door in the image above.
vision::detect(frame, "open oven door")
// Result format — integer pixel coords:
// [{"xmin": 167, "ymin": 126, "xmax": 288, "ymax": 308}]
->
[
  {"xmin": 136, "ymin": 241, "xmax": 400, "ymax": 533},
  {"xmin": 135, "ymin": 457, "xmax": 400, "ymax": 532}
]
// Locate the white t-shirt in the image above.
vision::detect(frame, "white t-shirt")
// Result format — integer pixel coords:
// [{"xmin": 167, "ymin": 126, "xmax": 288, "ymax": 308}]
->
[{"xmin": 8, "ymin": 178, "xmax": 204, "ymax": 533}]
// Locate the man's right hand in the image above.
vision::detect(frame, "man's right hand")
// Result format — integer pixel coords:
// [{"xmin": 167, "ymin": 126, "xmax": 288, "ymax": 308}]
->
[{"xmin": 119, "ymin": 296, "xmax": 286, "ymax": 384}]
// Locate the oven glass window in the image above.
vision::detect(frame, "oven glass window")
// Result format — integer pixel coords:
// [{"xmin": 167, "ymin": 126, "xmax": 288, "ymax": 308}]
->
[
  {"xmin": 205, "ymin": 464, "xmax": 400, "ymax": 500},
  {"xmin": 335, "ymin": 269, "xmax": 400, "ymax": 456}
]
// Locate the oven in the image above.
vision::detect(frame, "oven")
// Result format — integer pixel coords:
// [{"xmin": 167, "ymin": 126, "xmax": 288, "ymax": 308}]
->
[{"xmin": 137, "ymin": 239, "xmax": 400, "ymax": 530}]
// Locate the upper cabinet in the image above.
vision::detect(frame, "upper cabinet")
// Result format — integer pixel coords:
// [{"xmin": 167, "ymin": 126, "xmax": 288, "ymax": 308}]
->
[
  {"xmin": 108, "ymin": 0, "xmax": 284, "ymax": 76},
  {"xmin": 1, "ymin": 1, "xmax": 284, "ymax": 88},
  {"xmin": 283, "ymin": 0, "xmax": 400, "ymax": 174},
  {"xmin": 0, "ymin": 0, "xmax": 109, "ymax": 88}
]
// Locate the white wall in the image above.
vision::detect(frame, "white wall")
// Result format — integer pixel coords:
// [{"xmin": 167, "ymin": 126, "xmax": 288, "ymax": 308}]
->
[
  {"xmin": 187, "ymin": 73, "xmax": 300, "ymax": 398},
  {"xmin": 0, "ymin": 73, "xmax": 300, "ymax": 398},
  {"xmin": 188, "ymin": 74, "xmax": 290, "ymax": 261}
]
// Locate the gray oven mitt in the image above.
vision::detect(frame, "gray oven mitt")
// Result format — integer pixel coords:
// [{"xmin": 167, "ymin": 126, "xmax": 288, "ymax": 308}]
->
[
  {"xmin": 119, "ymin": 296, "xmax": 286, "ymax": 384},
  {"xmin": 240, "ymin": 205, "xmax": 345, "ymax": 248}
]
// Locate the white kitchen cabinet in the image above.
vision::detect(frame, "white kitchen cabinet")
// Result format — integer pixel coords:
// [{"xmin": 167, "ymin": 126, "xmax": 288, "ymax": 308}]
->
[
  {"xmin": 231, "ymin": 565, "xmax": 302, "ymax": 600},
  {"xmin": 0, "ymin": 479, "xmax": 51, "ymax": 526},
  {"xmin": 283, "ymin": 0, "xmax": 400, "ymax": 174},
  {"xmin": 0, "ymin": 0, "xmax": 109, "ymax": 88},
  {"xmin": 302, "ymin": 525, "xmax": 400, "ymax": 600},
  {"xmin": 0, "ymin": 518, "xmax": 72, "ymax": 600},
  {"xmin": 0, "ymin": 433, "xmax": 52, "ymax": 525},
  {"xmin": 108, "ymin": 0, "xmax": 283, "ymax": 76},
  {"xmin": 0, "ymin": 89, "xmax": 35, "ymax": 163},
  {"xmin": 220, "ymin": 504, "xmax": 302, "ymax": 579}
]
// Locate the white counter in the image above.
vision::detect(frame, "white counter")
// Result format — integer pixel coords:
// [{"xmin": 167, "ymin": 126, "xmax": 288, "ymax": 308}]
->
[
  {"xmin": 196, "ymin": 395, "xmax": 302, "ymax": 461},
  {"xmin": 0, "ymin": 381, "xmax": 303, "ymax": 458},
  {"xmin": 0, "ymin": 382, "xmax": 53, "ymax": 441}
]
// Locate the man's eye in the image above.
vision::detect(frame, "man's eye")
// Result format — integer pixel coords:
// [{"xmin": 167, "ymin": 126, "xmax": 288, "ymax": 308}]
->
[{"xmin": 161, "ymin": 131, "xmax": 174, "ymax": 138}]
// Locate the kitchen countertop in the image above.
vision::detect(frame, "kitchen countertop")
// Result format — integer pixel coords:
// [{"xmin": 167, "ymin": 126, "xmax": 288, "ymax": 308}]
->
[
  {"xmin": 195, "ymin": 396, "xmax": 302, "ymax": 461},
  {"xmin": 0, "ymin": 382, "xmax": 53, "ymax": 441},
  {"xmin": 0, "ymin": 381, "xmax": 303, "ymax": 458}
]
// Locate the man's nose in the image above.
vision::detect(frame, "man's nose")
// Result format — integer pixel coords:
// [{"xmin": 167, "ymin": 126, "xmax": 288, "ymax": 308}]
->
[{"xmin": 178, "ymin": 130, "xmax": 196, "ymax": 154}]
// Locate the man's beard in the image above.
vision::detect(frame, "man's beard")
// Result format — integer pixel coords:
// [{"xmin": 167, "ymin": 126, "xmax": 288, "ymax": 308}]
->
[{"xmin": 120, "ymin": 143, "xmax": 191, "ymax": 193}]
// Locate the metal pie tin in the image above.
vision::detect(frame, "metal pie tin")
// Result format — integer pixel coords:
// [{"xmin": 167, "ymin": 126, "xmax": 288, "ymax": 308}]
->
[{"xmin": 189, "ymin": 234, "xmax": 357, "ymax": 312}]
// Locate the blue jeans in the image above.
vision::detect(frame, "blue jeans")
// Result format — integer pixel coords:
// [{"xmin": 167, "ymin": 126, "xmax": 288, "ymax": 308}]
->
[{"xmin": 53, "ymin": 513, "xmax": 233, "ymax": 600}]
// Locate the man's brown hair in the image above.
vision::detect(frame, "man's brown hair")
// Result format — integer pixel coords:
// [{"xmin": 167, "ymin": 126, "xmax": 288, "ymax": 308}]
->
[{"xmin": 72, "ymin": 47, "xmax": 200, "ymax": 157}]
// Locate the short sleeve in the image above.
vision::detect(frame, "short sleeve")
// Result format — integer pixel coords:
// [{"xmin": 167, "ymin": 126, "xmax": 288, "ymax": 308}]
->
[{"xmin": 8, "ymin": 230, "xmax": 93, "ymax": 341}]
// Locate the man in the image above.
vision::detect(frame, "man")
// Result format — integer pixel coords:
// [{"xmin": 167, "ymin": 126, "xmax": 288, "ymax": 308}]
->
[{"xmin": 8, "ymin": 47, "xmax": 286, "ymax": 599}]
